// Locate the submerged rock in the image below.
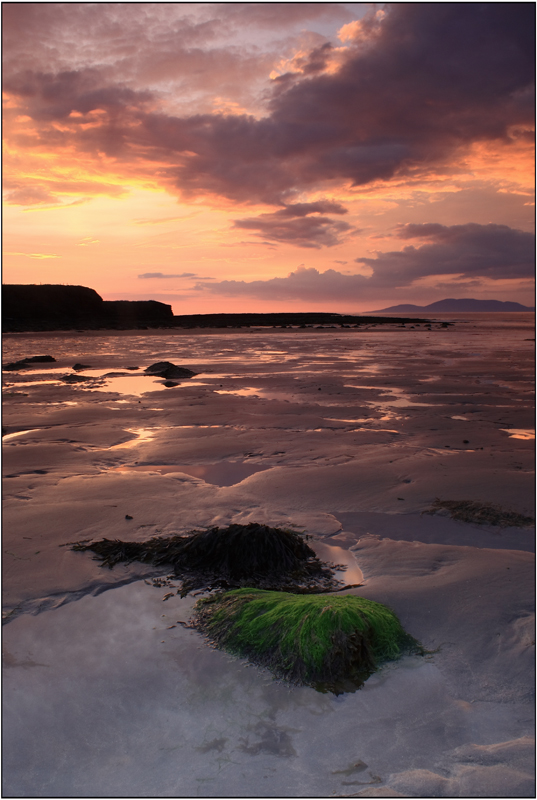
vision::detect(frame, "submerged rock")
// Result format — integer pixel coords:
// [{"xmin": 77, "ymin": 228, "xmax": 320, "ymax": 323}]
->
[
  {"xmin": 424, "ymin": 499, "xmax": 534, "ymax": 528},
  {"xmin": 3, "ymin": 355, "xmax": 56, "ymax": 371},
  {"xmin": 60, "ymin": 374, "xmax": 90, "ymax": 383},
  {"xmin": 193, "ymin": 589, "xmax": 421, "ymax": 693},
  {"xmin": 144, "ymin": 361, "xmax": 197, "ymax": 379},
  {"xmin": 71, "ymin": 523, "xmax": 343, "ymax": 595}
]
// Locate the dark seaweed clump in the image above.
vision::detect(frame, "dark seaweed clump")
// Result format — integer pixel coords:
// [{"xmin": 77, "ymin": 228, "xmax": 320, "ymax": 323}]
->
[
  {"xmin": 193, "ymin": 589, "xmax": 422, "ymax": 694},
  {"xmin": 424, "ymin": 499, "xmax": 534, "ymax": 528},
  {"xmin": 71, "ymin": 523, "xmax": 343, "ymax": 595}
]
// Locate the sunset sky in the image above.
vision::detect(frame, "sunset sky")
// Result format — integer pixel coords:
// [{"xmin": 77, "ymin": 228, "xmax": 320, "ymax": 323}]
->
[{"xmin": 3, "ymin": 2, "xmax": 535, "ymax": 314}]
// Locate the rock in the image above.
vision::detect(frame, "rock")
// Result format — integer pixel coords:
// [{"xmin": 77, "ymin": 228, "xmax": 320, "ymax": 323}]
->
[
  {"xmin": 144, "ymin": 361, "xmax": 197, "ymax": 379},
  {"xmin": 3, "ymin": 362, "xmax": 32, "ymax": 371},
  {"xmin": 60, "ymin": 374, "xmax": 90, "ymax": 383},
  {"xmin": 72, "ymin": 363, "xmax": 92, "ymax": 371},
  {"xmin": 3, "ymin": 355, "xmax": 56, "ymax": 371}
]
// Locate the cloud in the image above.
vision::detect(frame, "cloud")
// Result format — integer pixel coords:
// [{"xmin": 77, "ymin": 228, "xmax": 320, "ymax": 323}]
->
[
  {"xmin": 6, "ymin": 252, "xmax": 61, "ymax": 259},
  {"xmin": 4, "ymin": 5, "xmax": 533, "ymax": 207},
  {"xmin": 138, "ymin": 272, "xmax": 212, "ymax": 280},
  {"xmin": 196, "ymin": 222, "xmax": 534, "ymax": 302},
  {"xmin": 358, "ymin": 223, "xmax": 535, "ymax": 284},
  {"xmin": 3, "ymin": 176, "xmax": 127, "ymax": 207},
  {"xmin": 195, "ymin": 266, "xmax": 370, "ymax": 302},
  {"xmin": 3, "ymin": 68, "xmax": 153, "ymax": 122},
  {"xmin": 232, "ymin": 201, "xmax": 352, "ymax": 248}
]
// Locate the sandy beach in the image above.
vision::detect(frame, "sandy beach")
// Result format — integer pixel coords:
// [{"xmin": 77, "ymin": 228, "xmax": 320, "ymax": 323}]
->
[{"xmin": 2, "ymin": 312, "xmax": 535, "ymax": 798}]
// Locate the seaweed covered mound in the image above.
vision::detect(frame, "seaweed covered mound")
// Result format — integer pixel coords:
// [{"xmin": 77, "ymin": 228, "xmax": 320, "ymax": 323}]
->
[
  {"xmin": 71, "ymin": 523, "xmax": 341, "ymax": 594},
  {"xmin": 425, "ymin": 499, "xmax": 534, "ymax": 528},
  {"xmin": 193, "ymin": 589, "xmax": 420, "ymax": 693}
]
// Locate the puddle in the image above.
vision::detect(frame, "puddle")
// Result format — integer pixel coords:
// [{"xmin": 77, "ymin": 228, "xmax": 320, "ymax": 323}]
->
[
  {"xmin": 82, "ymin": 373, "xmax": 169, "ymax": 396},
  {"xmin": 6, "ymin": 368, "xmax": 200, "ymax": 398},
  {"xmin": 215, "ymin": 387, "xmax": 298, "ymax": 402},
  {"xmin": 110, "ymin": 428, "xmax": 160, "ymax": 449},
  {"xmin": 451, "ymin": 416, "xmax": 469, "ymax": 421},
  {"xmin": 500, "ymin": 429, "xmax": 535, "ymax": 440},
  {"xmin": 311, "ymin": 541, "xmax": 364, "ymax": 586},
  {"xmin": 349, "ymin": 428, "xmax": 399, "ymax": 433},
  {"xmin": 324, "ymin": 418, "xmax": 372, "ymax": 424},
  {"xmin": 114, "ymin": 461, "xmax": 270, "ymax": 486},
  {"xmin": 2, "ymin": 429, "xmax": 42, "ymax": 442},
  {"xmin": 344, "ymin": 385, "xmax": 434, "ymax": 408}
]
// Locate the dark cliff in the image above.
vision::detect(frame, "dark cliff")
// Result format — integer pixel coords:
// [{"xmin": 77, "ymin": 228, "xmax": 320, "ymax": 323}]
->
[{"xmin": 2, "ymin": 285, "xmax": 174, "ymax": 331}]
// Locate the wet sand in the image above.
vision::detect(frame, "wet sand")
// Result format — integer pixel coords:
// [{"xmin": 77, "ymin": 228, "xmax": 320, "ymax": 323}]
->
[{"xmin": 2, "ymin": 313, "xmax": 535, "ymax": 797}]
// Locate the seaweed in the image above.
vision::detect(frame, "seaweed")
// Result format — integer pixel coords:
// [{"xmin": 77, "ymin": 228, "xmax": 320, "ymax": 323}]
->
[
  {"xmin": 193, "ymin": 589, "xmax": 421, "ymax": 693},
  {"xmin": 71, "ymin": 523, "xmax": 344, "ymax": 595},
  {"xmin": 424, "ymin": 499, "xmax": 534, "ymax": 528}
]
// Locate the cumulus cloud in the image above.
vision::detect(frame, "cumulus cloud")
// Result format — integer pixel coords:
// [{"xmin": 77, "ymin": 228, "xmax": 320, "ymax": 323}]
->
[
  {"xmin": 195, "ymin": 266, "xmax": 370, "ymax": 302},
  {"xmin": 3, "ymin": 4, "xmax": 534, "ymax": 207},
  {"xmin": 196, "ymin": 222, "xmax": 534, "ymax": 302}
]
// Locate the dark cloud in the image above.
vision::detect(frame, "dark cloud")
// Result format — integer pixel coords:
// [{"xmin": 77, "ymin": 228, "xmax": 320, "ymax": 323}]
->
[
  {"xmin": 196, "ymin": 222, "xmax": 534, "ymax": 302},
  {"xmin": 4, "ymin": 68, "xmax": 153, "ymax": 122},
  {"xmin": 232, "ymin": 201, "xmax": 352, "ymax": 248},
  {"xmin": 4, "ymin": 5, "xmax": 534, "ymax": 207},
  {"xmin": 150, "ymin": 3, "xmax": 535, "ymax": 202},
  {"xmin": 358, "ymin": 223, "xmax": 535, "ymax": 284}
]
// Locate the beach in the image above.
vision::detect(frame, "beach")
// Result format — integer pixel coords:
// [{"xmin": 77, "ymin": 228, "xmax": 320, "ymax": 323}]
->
[{"xmin": 2, "ymin": 312, "xmax": 535, "ymax": 798}]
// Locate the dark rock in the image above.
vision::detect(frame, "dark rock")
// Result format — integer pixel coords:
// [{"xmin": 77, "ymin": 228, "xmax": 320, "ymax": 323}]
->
[
  {"xmin": 72, "ymin": 363, "xmax": 92, "ymax": 371},
  {"xmin": 3, "ymin": 355, "xmax": 57, "ymax": 370},
  {"xmin": 72, "ymin": 523, "xmax": 342, "ymax": 596},
  {"xmin": 162, "ymin": 380, "xmax": 179, "ymax": 387},
  {"xmin": 171, "ymin": 312, "xmax": 431, "ymax": 328},
  {"xmin": 144, "ymin": 361, "xmax": 197, "ymax": 379},
  {"xmin": 3, "ymin": 362, "xmax": 32, "ymax": 371},
  {"xmin": 22, "ymin": 355, "xmax": 56, "ymax": 363},
  {"xmin": 60, "ymin": 374, "xmax": 90, "ymax": 383}
]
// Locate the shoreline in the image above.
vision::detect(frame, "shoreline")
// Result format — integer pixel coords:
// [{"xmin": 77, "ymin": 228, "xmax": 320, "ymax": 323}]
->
[{"xmin": 2, "ymin": 317, "xmax": 534, "ymax": 797}]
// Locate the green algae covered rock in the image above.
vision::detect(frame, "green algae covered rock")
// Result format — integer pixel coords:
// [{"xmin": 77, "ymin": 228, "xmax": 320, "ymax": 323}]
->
[{"xmin": 193, "ymin": 589, "xmax": 421, "ymax": 693}]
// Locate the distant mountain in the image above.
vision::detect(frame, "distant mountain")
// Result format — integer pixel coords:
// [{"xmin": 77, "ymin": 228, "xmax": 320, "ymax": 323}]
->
[{"xmin": 370, "ymin": 298, "xmax": 535, "ymax": 313}]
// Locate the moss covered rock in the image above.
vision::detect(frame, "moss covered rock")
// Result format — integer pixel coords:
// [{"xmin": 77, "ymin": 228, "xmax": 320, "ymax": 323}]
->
[{"xmin": 193, "ymin": 589, "xmax": 421, "ymax": 693}]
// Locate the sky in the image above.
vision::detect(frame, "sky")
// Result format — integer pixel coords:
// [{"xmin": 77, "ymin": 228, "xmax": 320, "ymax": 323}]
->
[{"xmin": 3, "ymin": 2, "xmax": 535, "ymax": 314}]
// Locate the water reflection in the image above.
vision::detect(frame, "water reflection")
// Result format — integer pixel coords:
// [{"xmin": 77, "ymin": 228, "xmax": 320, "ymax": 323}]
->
[
  {"xmin": 111, "ymin": 428, "xmax": 160, "ymax": 448},
  {"xmin": 344, "ymin": 385, "xmax": 434, "ymax": 408},
  {"xmin": 500, "ymin": 429, "xmax": 535, "ymax": 440},
  {"xmin": 310, "ymin": 541, "xmax": 364, "ymax": 586},
  {"xmin": 4, "ymin": 367, "xmax": 201, "ymax": 398},
  {"xmin": 2, "ymin": 429, "xmax": 42, "ymax": 441}
]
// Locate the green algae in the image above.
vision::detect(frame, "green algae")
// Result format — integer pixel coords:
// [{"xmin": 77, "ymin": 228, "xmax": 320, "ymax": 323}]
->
[
  {"xmin": 425, "ymin": 499, "xmax": 534, "ymax": 528},
  {"xmin": 193, "ymin": 589, "xmax": 421, "ymax": 693}
]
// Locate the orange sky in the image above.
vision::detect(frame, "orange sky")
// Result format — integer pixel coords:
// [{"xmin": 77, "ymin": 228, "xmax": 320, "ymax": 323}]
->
[{"xmin": 3, "ymin": 3, "xmax": 535, "ymax": 313}]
